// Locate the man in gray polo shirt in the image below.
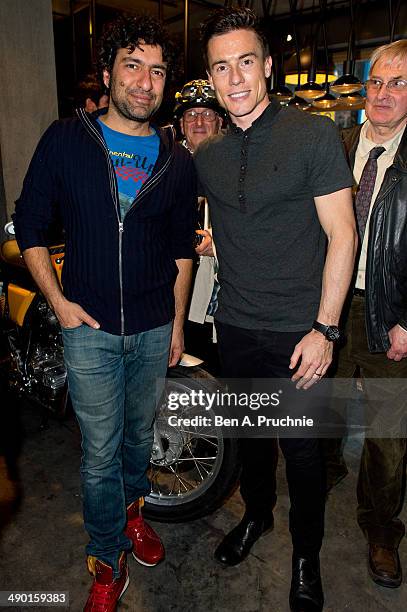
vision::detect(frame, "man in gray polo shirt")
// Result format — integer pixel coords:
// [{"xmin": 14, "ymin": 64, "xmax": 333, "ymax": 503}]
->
[{"xmin": 195, "ymin": 8, "xmax": 357, "ymax": 612}]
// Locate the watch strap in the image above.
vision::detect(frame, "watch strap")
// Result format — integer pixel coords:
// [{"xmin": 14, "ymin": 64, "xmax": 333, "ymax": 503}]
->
[
  {"xmin": 312, "ymin": 320, "xmax": 330, "ymax": 336},
  {"xmin": 312, "ymin": 320, "xmax": 341, "ymax": 343}
]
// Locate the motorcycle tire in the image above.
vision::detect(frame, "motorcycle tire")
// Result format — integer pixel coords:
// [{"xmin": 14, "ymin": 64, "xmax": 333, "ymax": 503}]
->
[{"xmin": 144, "ymin": 364, "xmax": 241, "ymax": 523}]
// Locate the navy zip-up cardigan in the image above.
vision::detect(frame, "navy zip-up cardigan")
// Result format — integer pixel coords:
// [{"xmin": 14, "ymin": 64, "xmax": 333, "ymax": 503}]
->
[{"xmin": 13, "ymin": 108, "xmax": 197, "ymax": 335}]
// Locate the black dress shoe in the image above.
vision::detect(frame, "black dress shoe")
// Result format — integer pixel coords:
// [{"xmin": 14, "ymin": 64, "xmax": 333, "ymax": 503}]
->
[
  {"xmin": 214, "ymin": 513, "xmax": 274, "ymax": 566},
  {"xmin": 289, "ymin": 554, "xmax": 324, "ymax": 612}
]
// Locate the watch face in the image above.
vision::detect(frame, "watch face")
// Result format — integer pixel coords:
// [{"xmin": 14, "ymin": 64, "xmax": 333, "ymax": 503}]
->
[{"xmin": 326, "ymin": 327, "xmax": 340, "ymax": 342}]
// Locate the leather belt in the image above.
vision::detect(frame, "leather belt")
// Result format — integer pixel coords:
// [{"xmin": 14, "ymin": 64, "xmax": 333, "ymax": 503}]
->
[{"xmin": 353, "ymin": 288, "xmax": 365, "ymax": 298}]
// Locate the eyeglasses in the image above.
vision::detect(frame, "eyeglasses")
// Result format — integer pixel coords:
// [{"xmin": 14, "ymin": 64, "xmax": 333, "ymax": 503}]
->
[
  {"xmin": 183, "ymin": 109, "xmax": 218, "ymax": 123},
  {"xmin": 364, "ymin": 78, "xmax": 407, "ymax": 92}
]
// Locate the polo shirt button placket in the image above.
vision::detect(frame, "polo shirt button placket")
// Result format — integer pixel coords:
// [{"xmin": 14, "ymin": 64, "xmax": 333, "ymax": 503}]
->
[{"xmin": 238, "ymin": 133, "xmax": 249, "ymax": 212}]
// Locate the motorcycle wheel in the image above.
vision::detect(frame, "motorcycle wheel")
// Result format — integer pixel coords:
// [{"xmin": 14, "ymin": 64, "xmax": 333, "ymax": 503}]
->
[{"xmin": 144, "ymin": 364, "xmax": 241, "ymax": 523}]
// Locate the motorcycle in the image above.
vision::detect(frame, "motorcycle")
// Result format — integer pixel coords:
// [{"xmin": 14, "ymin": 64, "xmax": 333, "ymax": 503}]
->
[{"xmin": 0, "ymin": 222, "xmax": 240, "ymax": 522}]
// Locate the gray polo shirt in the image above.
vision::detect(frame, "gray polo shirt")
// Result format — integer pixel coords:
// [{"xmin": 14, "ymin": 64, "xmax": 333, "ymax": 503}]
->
[{"xmin": 194, "ymin": 101, "xmax": 353, "ymax": 331}]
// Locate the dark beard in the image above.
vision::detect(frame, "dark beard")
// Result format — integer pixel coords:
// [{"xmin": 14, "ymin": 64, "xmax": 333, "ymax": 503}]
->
[
  {"xmin": 109, "ymin": 77, "xmax": 159, "ymax": 123},
  {"xmin": 111, "ymin": 96, "xmax": 154, "ymax": 123}
]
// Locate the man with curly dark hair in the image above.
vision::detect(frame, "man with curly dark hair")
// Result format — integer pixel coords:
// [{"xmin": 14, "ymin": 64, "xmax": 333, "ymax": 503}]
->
[
  {"xmin": 13, "ymin": 13, "xmax": 196, "ymax": 612},
  {"xmin": 97, "ymin": 14, "xmax": 178, "ymax": 89}
]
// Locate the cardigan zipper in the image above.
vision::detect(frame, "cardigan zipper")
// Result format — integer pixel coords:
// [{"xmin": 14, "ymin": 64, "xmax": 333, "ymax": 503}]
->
[
  {"xmin": 77, "ymin": 109, "xmax": 175, "ymax": 334},
  {"xmin": 77, "ymin": 108, "xmax": 126, "ymax": 333}
]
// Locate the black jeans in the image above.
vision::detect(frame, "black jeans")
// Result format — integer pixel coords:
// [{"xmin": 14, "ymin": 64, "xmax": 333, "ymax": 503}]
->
[{"xmin": 216, "ymin": 321, "xmax": 325, "ymax": 557}]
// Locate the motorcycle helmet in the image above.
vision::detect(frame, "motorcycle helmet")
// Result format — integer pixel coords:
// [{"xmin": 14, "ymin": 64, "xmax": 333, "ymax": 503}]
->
[{"xmin": 173, "ymin": 79, "xmax": 226, "ymax": 120}]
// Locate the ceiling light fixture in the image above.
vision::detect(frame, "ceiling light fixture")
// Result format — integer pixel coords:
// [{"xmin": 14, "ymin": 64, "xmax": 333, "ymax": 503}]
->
[
  {"xmin": 312, "ymin": 2, "xmax": 339, "ymax": 111},
  {"xmin": 330, "ymin": 0, "xmax": 363, "ymax": 95}
]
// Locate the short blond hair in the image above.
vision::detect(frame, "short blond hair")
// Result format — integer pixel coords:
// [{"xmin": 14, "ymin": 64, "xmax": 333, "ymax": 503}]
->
[{"xmin": 369, "ymin": 39, "xmax": 407, "ymax": 75}]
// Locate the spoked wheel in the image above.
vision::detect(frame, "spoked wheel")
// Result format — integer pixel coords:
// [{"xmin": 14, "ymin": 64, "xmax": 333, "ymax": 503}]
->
[{"xmin": 144, "ymin": 365, "xmax": 240, "ymax": 522}]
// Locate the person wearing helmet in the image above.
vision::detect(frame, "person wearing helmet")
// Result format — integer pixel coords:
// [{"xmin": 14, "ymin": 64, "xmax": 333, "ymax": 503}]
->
[
  {"xmin": 174, "ymin": 79, "xmax": 224, "ymax": 153},
  {"xmin": 174, "ymin": 80, "xmax": 223, "ymax": 367}
]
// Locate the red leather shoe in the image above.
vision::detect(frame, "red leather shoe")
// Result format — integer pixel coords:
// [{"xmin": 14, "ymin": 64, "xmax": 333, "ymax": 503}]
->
[
  {"xmin": 84, "ymin": 551, "xmax": 129, "ymax": 612},
  {"xmin": 125, "ymin": 498, "xmax": 164, "ymax": 566}
]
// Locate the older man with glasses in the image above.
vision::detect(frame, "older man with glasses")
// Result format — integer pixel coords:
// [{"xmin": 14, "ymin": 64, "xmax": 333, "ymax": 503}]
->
[
  {"xmin": 174, "ymin": 79, "xmax": 224, "ymax": 153},
  {"xmin": 323, "ymin": 39, "xmax": 407, "ymax": 590}
]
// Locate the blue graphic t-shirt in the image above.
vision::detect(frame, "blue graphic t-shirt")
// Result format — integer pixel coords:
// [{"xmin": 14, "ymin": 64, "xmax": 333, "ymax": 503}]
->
[{"xmin": 98, "ymin": 119, "xmax": 160, "ymax": 220}]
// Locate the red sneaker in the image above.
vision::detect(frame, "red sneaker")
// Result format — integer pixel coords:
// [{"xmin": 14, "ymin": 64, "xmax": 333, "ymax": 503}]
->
[
  {"xmin": 84, "ymin": 551, "xmax": 129, "ymax": 612},
  {"xmin": 125, "ymin": 498, "xmax": 164, "ymax": 566}
]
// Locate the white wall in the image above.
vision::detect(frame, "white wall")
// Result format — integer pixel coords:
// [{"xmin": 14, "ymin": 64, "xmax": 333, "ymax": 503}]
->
[{"xmin": 0, "ymin": 0, "xmax": 58, "ymax": 221}]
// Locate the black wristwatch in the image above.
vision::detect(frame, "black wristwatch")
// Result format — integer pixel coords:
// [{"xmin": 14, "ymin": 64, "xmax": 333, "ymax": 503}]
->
[{"xmin": 312, "ymin": 320, "xmax": 342, "ymax": 343}]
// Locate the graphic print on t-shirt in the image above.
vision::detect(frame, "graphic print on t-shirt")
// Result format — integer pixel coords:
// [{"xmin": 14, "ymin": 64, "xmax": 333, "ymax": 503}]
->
[{"xmin": 98, "ymin": 119, "xmax": 160, "ymax": 220}]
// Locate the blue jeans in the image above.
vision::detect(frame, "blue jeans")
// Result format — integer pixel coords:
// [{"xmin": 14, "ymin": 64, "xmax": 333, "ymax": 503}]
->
[{"xmin": 62, "ymin": 321, "xmax": 172, "ymax": 575}]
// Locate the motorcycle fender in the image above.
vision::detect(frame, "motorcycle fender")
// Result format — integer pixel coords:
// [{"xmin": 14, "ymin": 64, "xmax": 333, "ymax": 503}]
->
[{"xmin": 7, "ymin": 283, "xmax": 36, "ymax": 326}]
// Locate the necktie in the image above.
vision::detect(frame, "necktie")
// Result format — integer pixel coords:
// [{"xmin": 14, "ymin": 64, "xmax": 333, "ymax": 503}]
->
[{"xmin": 355, "ymin": 146, "xmax": 385, "ymax": 242}]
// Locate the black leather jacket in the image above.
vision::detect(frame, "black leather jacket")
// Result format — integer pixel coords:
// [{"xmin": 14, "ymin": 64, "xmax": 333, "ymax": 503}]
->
[{"xmin": 342, "ymin": 124, "xmax": 407, "ymax": 353}]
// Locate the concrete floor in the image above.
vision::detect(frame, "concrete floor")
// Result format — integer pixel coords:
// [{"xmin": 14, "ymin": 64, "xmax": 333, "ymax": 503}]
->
[{"xmin": 0, "ymin": 395, "xmax": 405, "ymax": 612}]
